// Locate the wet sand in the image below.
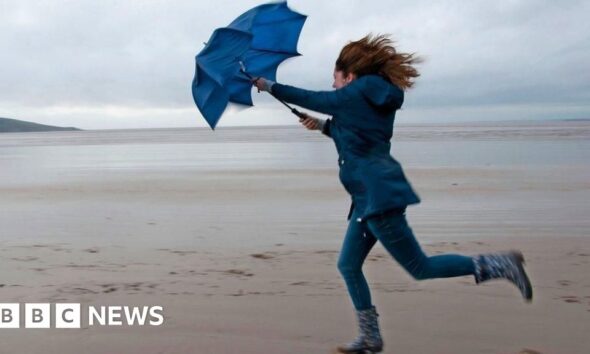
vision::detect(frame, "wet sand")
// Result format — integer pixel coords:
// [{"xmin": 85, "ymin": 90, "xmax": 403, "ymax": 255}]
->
[{"xmin": 0, "ymin": 121, "xmax": 589, "ymax": 353}]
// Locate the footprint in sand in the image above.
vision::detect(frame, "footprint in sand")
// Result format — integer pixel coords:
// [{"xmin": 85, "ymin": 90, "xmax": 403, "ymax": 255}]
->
[
  {"xmin": 227, "ymin": 290, "xmax": 284, "ymax": 296},
  {"xmin": 168, "ymin": 269, "xmax": 208, "ymax": 276},
  {"xmin": 102, "ymin": 287, "xmax": 118, "ymax": 294},
  {"xmin": 170, "ymin": 250, "xmax": 198, "ymax": 256},
  {"xmin": 228, "ymin": 290, "xmax": 245, "ymax": 296},
  {"xmin": 225, "ymin": 269, "xmax": 254, "ymax": 277},
  {"xmin": 250, "ymin": 253, "xmax": 275, "ymax": 260},
  {"xmin": 55, "ymin": 282, "xmax": 159, "ymax": 297},
  {"xmin": 559, "ymin": 295, "xmax": 581, "ymax": 303},
  {"xmin": 11, "ymin": 256, "xmax": 39, "ymax": 262},
  {"xmin": 157, "ymin": 249, "xmax": 198, "ymax": 256},
  {"xmin": 290, "ymin": 281, "xmax": 309, "ymax": 286},
  {"xmin": 31, "ymin": 244, "xmax": 51, "ymax": 248},
  {"xmin": 59, "ymin": 287, "xmax": 99, "ymax": 295},
  {"xmin": 368, "ymin": 254, "xmax": 387, "ymax": 261},
  {"xmin": 220, "ymin": 269, "xmax": 254, "ymax": 277},
  {"xmin": 519, "ymin": 349, "xmax": 543, "ymax": 354},
  {"xmin": 314, "ymin": 250, "xmax": 338, "ymax": 255}
]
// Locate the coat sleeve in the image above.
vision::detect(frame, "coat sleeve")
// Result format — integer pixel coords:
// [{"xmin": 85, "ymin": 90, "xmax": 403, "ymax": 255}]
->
[
  {"xmin": 271, "ymin": 83, "xmax": 359, "ymax": 116},
  {"xmin": 321, "ymin": 118, "xmax": 332, "ymax": 137}
]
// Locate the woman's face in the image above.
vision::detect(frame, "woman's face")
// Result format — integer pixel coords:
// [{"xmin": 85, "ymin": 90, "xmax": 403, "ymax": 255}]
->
[{"xmin": 332, "ymin": 69, "xmax": 355, "ymax": 89}]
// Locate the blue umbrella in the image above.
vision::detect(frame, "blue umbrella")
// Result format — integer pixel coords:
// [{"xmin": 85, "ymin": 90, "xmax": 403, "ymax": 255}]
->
[{"xmin": 192, "ymin": 1, "xmax": 307, "ymax": 129}]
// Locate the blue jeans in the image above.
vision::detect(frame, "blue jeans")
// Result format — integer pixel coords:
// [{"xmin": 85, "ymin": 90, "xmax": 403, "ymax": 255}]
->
[{"xmin": 337, "ymin": 208, "xmax": 475, "ymax": 310}]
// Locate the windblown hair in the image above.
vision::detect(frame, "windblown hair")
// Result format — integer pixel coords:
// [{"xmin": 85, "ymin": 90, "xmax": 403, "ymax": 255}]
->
[{"xmin": 335, "ymin": 34, "xmax": 421, "ymax": 90}]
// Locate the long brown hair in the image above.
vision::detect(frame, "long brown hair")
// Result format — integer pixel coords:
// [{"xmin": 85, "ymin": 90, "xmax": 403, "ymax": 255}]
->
[{"xmin": 335, "ymin": 34, "xmax": 421, "ymax": 90}]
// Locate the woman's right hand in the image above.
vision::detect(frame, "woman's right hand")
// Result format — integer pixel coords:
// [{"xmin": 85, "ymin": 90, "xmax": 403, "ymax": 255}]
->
[{"xmin": 299, "ymin": 113, "xmax": 321, "ymax": 130}]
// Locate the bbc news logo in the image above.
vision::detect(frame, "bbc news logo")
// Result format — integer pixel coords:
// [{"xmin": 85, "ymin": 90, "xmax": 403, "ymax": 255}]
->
[{"xmin": 0, "ymin": 303, "xmax": 164, "ymax": 328}]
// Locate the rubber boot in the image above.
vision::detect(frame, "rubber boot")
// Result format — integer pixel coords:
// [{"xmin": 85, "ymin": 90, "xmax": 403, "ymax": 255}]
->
[
  {"xmin": 473, "ymin": 250, "xmax": 533, "ymax": 301},
  {"xmin": 335, "ymin": 306, "xmax": 383, "ymax": 353}
]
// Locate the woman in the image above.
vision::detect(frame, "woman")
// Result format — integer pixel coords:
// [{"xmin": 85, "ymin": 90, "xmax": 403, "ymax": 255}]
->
[{"xmin": 253, "ymin": 34, "xmax": 532, "ymax": 354}]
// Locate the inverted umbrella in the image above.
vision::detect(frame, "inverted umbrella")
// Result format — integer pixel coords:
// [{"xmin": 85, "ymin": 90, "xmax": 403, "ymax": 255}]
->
[{"xmin": 192, "ymin": 1, "xmax": 307, "ymax": 129}]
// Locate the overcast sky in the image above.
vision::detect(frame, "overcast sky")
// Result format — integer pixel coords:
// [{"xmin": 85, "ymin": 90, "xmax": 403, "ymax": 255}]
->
[{"xmin": 1, "ymin": 0, "xmax": 589, "ymax": 129}]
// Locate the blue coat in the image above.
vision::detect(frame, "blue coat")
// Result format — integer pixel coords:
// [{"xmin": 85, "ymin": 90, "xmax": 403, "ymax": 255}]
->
[{"xmin": 272, "ymin": 75, "xmax": 420, "ymax": 222}]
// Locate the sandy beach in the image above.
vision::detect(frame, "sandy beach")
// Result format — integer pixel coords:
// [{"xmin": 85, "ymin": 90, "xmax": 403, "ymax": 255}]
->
[{"xmin": 0, "ymin": 121, "xmax": 589, "ymax": 354}]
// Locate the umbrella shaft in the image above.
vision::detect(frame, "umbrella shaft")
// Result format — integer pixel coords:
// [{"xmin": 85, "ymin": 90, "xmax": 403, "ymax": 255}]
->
[
  {"xmin": 241, "ymin": 67, "xmax": 304, "ymax": 119},
  {"xmin": 274, "ymin": 95, "xmax": 304, "ymax": 118}
]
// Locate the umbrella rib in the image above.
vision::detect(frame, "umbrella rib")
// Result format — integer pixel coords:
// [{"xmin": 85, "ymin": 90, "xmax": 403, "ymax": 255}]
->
[
  {"xmin": 248, "ymin": 15, "xmax": 306, "ymax": 27},
  {"xmin": 248, "ymin": 48, "xmax": 301, "ymax": 56}
]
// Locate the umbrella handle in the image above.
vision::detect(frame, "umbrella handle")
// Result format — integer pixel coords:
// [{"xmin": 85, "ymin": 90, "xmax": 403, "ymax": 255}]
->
[{"xmin": 290, "ymin": 107, "xmax": 306, "ymax": 119}]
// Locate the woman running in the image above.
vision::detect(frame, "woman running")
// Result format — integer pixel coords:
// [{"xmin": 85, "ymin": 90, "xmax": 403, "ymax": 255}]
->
[{"xmin": 253, "ymin": 34, "xmax": 532, "ymax": 354}]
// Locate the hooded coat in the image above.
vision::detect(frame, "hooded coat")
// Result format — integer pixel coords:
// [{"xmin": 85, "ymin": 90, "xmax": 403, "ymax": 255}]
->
[{"xmin": 271, "ymin": 74, "xmax": 420, "ymax": 222}]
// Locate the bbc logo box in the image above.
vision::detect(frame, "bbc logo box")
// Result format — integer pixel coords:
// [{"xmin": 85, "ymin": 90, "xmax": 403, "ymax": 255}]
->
[
  {"xmin": 0, "ymin": 304, "xmax": 19, "ymax": 329},
  {"xmin": 0, "ymin": 303, "xmax": 81, "ymax": 329}
]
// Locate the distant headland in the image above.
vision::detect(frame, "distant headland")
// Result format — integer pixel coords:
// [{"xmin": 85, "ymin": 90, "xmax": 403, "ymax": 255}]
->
[{"xmin": 0, "ymin": 117, "xmax": 81, "ymax": 133}]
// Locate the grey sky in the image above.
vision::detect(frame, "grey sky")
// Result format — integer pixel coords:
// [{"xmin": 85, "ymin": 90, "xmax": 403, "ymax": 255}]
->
[{"xmin": 1, "ymin": 0, "xmax": 588, "ymax": 129}]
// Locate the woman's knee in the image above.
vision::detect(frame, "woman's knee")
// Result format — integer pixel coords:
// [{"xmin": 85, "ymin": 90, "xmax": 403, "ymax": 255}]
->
[
  {"xmin": 405, "ymin": 258, "xmax": 432, "ymax": 281},
  {"xmin": 410, "ymin": 269, "xmax": 430, "ymax": 281},
  {"xmin": 337, "ymin": 257, "xmax": 362, "ymax": 276}
]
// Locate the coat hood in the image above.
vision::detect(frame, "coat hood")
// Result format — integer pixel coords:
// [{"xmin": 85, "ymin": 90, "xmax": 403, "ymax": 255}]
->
[{"xmin": 357, "ymin": 75, "xmax": 404, "ymax": 111}]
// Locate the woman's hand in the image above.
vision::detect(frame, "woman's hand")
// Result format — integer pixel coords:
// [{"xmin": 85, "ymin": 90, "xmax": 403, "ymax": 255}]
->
[
  {"xmin": 252, "ymin": 77, "xmax": 270, "ymax": 92},
  {"xmin": 299, "ymin": 113, "xmax": 322, "ymax": 130}
]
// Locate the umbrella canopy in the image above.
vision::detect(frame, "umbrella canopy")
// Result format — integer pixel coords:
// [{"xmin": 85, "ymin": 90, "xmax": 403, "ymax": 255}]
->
[{"xmin": 192, "ymin": 1, "xmax": 307, "ymax": 129}]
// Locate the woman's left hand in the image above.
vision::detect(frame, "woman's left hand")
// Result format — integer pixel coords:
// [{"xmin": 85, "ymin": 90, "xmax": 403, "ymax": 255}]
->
[
  {"xmin": 299, "ymin": 114, "xmax": 321, "ymax": 130},
  {"xmin": 252, "ymin": 77, "xmax": 268, "ymax": 92}
]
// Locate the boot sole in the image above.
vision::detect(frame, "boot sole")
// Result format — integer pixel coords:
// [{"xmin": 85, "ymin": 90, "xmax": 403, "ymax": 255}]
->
[{"xmin": 333, "ymin": 347, "xmax": 383, "ymax": 354}]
